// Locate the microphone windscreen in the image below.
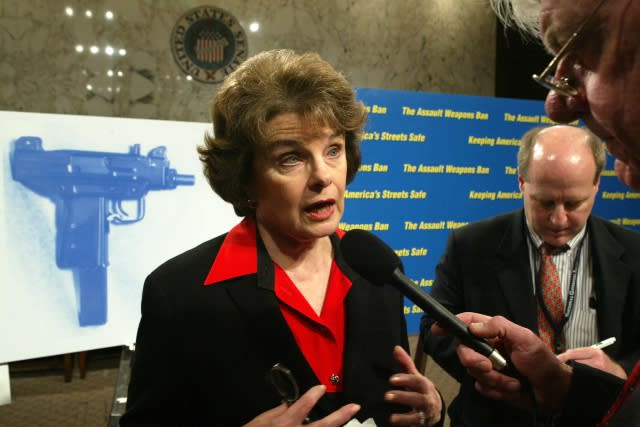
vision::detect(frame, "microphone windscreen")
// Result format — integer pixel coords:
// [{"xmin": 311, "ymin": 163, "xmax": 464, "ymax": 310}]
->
[{"xmin": 340, "ymin": 229, "xmax": 402, "ymax": 284}]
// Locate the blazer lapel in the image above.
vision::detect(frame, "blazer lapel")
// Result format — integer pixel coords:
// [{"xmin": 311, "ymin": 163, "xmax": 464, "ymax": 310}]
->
[
  {"xmin": 224, "ymin": 236, "xmax": 321, "ymax": 390},
  {"xmin": 225, "ymin": 232, "xmax": 341, "ymax": 417},
  {"xmin": 496, "ymin": 211, "xmax": 538, "ymax": 329},
  {"xmin": 342, "ymin": 272, "xmax": 372, "ymax": 393},
  {"xmin": 589, "ymin": 217, "xmax": 630, "ymax": 343},
  {"xmin": 330, "ymin": 232, "xmax": 369, "ymax": 394}
]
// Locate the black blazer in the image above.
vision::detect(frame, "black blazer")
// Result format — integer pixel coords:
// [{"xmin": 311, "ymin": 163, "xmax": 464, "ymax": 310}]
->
[
  {"xmin": 121, "ymin": 230, "xmax": 415, "ymax": 426},
  {"xmin": 423, "ymin": 209, "xmax": 640, "ymax": 426}
]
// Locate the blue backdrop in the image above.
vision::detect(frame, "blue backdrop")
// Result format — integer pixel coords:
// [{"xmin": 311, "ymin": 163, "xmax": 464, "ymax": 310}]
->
[
  {"xmin": 4, "ymin": 89, "xmax": 640, "ymax": 363},
  {"xmin": 343, "ymin": 88, "xmax": 640, "ymax": 333}
]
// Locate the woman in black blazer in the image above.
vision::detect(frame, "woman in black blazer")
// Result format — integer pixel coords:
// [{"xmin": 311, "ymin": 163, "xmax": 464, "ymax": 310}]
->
[{"xmin": 121, "ymin": 49, "xmax": 444, "ymax": 427}]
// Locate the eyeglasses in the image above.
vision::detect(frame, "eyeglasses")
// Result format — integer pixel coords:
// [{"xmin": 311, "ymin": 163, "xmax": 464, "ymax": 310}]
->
[
  {"xmin": 269, "ymin": 363, "xmax": 311, "ymax": 423},
  {"xmin": 270, "ymin": 363, "xmax": 300, "ymax": 405},
  {"xmin": 532, "ymin": 0, "xmax": 607, "ymax": 97}
]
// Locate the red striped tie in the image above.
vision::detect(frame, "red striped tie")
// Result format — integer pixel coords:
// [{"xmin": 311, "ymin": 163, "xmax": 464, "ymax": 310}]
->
[{"xmin": 536, "ymin": 243, "xmax": 566, "ymax": 353}]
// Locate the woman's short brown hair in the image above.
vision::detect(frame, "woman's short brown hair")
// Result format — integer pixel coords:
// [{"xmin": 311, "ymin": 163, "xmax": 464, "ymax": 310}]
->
[{"xmin": 198, "ymin": 49, "xmax": 368, "ymax": 217}]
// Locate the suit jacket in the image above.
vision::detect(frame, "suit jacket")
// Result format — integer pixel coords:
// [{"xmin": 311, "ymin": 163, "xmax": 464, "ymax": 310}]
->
[
  {"xmin": 557, "ymin": 361, "xmax": 625, "ymax": 426},
  {"xmin": 423, "ymin": 209, "xmax": 640, "ymax": 427},
  {"xmin": 121, "ymin": 229, "xmax": 418, "ymax": 426}
]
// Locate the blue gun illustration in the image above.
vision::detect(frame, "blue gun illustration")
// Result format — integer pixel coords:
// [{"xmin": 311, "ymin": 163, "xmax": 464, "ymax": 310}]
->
[{"xmin": 10, "ymin": 136, "xmax": 195, "ymax": 326}]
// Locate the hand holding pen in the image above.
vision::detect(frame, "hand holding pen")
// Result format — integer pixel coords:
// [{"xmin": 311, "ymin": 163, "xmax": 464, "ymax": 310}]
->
[
  {"xmin": 557, "ymin": 337, "xmax": 627, "ymax": 379},
  {"xmin": 591, "ymin": 337, "xmax": 616, "ymax": 350}
]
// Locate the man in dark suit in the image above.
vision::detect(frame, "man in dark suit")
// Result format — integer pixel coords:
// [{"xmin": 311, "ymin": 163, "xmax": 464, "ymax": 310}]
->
[{"xmin": 422, "ymin": 125, "xmax": 640, "ymax": 426}]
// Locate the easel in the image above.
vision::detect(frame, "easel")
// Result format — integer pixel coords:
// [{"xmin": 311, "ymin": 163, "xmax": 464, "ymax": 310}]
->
[
  {"xmin": 108, "ymin": 345, "xmax": 135, "ymax": 427},
  {"xmin": 63, "ymin": 351, "xmax": 87, "ymax": 382},
  {"xmin": 0, "ymin": 364, "xmax": 10, "ymax": 405}
]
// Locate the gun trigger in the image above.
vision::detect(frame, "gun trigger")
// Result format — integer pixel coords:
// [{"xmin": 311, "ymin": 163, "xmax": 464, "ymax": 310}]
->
[{"xmin": 109, "ymin": 199, "xmax": 145, "ymax": 225}]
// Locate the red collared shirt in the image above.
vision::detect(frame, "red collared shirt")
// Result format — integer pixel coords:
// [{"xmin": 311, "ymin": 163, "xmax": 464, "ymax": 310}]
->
[{"xmin": 203, "ymin": 217, "xmax": 352, "ymax": 392}]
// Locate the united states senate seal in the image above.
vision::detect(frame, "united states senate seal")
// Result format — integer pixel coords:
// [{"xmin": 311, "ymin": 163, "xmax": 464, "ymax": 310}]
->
[{"xmin": 171, "ymin": 6, "xmax": 248, "ymax": 84}]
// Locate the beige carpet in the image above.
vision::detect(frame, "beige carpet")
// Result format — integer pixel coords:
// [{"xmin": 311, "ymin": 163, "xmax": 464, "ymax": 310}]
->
[{"xmin": 0, "ymin": 349, "xmax": 120, "ymax": 427}]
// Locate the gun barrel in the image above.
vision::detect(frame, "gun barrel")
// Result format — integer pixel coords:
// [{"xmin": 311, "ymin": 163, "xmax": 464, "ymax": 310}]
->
[
  {"xmin": 11, "ymin": 138, "xmax": 196, "ymax": 198},
  {"xmin": 173, "ymin": 173, "xmax": 196, "ymax": 186}
]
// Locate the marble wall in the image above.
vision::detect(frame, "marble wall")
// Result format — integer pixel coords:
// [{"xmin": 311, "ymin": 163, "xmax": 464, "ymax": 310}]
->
[{"xmin": 0, "ymin": 0, "xmax": 496, "ymax": 122}]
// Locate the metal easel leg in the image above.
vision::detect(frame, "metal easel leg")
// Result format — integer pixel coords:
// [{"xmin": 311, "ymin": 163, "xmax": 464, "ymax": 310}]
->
[{"xmin": 108, "ymin": 345, "xmax": 134, "ymax": 427}]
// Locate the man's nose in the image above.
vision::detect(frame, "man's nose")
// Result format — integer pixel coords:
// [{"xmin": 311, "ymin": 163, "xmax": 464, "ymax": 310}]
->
[
  {"xmin": 550, "ymin": 205, "xmax": 569, "ymax": 226},
  {"xmin": 544, "ymin": 89, "xmax": 588, "ymax": 124},
  {"xmin": 544, "ymin": 60, "xmax": 589, "ymax": 123}
]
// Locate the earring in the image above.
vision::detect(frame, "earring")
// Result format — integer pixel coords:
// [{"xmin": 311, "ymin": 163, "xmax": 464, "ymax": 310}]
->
[{"xmin": 247, "ymin": 199, "xmax": 257, "ymax": 209}]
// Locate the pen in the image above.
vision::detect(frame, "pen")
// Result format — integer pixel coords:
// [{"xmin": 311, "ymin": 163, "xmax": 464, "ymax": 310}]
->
[{"xmin": 591, "ymin": 337, "xmax": 616, "ymax": 349}]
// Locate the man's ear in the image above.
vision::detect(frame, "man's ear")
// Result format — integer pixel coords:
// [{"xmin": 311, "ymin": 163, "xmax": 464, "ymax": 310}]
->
[{"xmin": 518, "ymin": 174, "xmax": 525, "ymax": 192}]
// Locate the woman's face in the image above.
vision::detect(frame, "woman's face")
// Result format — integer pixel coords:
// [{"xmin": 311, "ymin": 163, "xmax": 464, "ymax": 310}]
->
[{"xmin": 250, "ymin": 112, "xmax": 348, "ymax": 247}]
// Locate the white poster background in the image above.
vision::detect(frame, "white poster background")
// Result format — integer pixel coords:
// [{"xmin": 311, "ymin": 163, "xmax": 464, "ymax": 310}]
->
[{"xmin": 0, "ymin": 111, "xmax": 238, "ymax": 363}]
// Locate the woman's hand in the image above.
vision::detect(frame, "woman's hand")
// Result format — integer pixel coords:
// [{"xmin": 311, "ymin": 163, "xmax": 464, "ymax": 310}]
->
[
  {"xmin": 243, "ymin": 384, "xmax": 360, "ymax": 427},
  {"xmin": 385, "ymin": 345, "xmax": 442, "ymax": 427}
]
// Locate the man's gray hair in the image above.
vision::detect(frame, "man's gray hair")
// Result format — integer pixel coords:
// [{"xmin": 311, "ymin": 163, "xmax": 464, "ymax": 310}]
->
[{"xmin": 489, "ymin": 0, "xmax": 542, "ymax": 36}]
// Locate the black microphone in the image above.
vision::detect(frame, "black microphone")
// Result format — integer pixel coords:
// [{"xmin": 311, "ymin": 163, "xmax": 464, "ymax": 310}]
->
[{"xmin": 340, "ymin": 229, "xmax": 508, "ymax": 371}]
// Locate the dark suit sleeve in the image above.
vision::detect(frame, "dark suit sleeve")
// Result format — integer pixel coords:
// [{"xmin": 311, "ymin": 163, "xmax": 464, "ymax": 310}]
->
[
  {"xmin": 590, "ymin": 217, "xmax": 640, "ymax": 377},
  {"xmin": 395, "ymin": 264, "xmax": 446, "ymax": 427},
  {"xmin": 617, "ymin": 349, "xmax": 640, "ymax": 378},
  {"xmin": 120, "ymin": 273, "xmax": 184, "ymax": 426},
  {"xmin": 421, "ymin": 231, "xmax": 467, "ymax": 382},
  {"xmin": 553, "ymin": 361, "xmax": 624, "ymax": 426}
]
